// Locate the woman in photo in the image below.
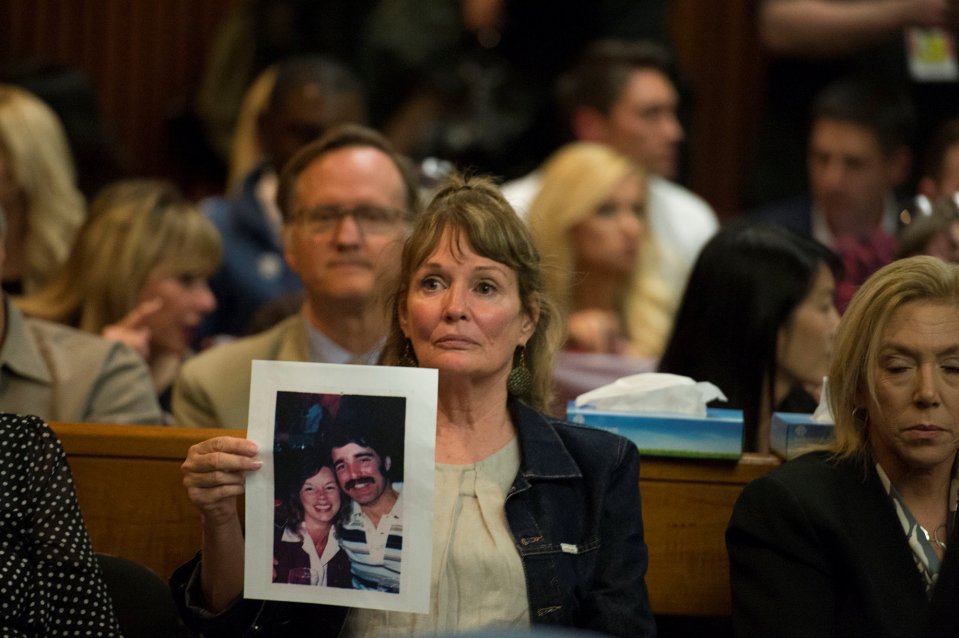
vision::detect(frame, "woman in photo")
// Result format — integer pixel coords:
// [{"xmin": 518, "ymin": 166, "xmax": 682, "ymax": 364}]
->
[{"xmin": 273, "ymin": 452, "xmax": 351, "ymax": 588}]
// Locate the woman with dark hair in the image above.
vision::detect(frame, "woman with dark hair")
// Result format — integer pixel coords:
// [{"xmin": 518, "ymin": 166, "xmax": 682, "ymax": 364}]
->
[
  {"xmin": 273, "ymin": 452, "xmax": 352, "ymax": 587},
  {"xmin": 658, "ymin": 222, "xmax": 841, "ymax": 453}
]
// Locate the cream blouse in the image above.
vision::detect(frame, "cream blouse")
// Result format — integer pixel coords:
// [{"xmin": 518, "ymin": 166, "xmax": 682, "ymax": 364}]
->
[{"xmin": 342, "ymin": 437, "xmax": 529, "ymax": 636}]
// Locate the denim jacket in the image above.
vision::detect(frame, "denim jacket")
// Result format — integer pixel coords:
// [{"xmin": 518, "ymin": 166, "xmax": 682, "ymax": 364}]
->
[{"xmin": 171, "ymin": 399, "xmax": 656, "ymax": 637}]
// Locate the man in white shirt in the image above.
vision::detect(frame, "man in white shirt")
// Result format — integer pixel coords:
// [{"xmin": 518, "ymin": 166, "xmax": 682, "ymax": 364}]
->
[
  {"xmin": 172, "ymin": 125, "xmax": 419, "ymax": 428},
  {"xmin": 502, "ymin": 39, "xmax": 718, "ymax": 293}
]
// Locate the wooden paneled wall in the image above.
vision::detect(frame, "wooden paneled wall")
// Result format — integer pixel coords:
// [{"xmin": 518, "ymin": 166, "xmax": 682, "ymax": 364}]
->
[
  {"xmin": 2, "ymin": 0, "xmax": 764, "ymax": 215},
  {"xmin": 670, "ymin": 0, "xmax": 767, "ymax": 219},
  {"xmin": 1, "ymin": 0, "xmax": 237, "ymax": 178}
]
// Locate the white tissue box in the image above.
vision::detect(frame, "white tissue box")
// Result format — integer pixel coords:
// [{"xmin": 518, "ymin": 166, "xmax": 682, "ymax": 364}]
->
[
  {"xmin": 566, "ymin": 403, "xmax": 744, "ymax": 459},
  {"xmin": 770, "ymin": 412, "xmax": 835, "ymax": 460}
]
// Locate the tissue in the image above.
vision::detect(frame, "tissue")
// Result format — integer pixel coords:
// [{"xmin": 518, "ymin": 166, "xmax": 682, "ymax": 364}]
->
[
  {"xmin": 810, "ymin": 376, "xmax": 834, "ymax": 423},
  {"xmin": 574, "ymin": 372, "xmax": 727, "ymax": 417}
]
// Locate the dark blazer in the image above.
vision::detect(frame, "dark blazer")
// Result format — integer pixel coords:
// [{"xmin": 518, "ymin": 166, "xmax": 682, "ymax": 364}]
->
[
  {"xmin": 727, "ymin": 451, "xmax": 959, "ymax": 638},
  {"xmin": 749, "ymin": 195, "xmax": 814, "ymax": 237}
]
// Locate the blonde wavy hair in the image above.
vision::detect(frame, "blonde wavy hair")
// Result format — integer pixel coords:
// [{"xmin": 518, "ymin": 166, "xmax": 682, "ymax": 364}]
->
[
  {"xmin": 828, "ymin": 256, "xmax": 959, "ymax": 465},
  {"xmin": 0, "ymin": 84, "xmax": 85, "ymax": 292},
  {"xmin": 226, "ymin": 65, "xmax": 277, "ymax": 194},
  {"xmin": 527, "ymin": 142, "xmax": 674, "ymax": 357},
  {"xmin": 17, "ymin": 179, "xmax": 221, "ymax": 333}
]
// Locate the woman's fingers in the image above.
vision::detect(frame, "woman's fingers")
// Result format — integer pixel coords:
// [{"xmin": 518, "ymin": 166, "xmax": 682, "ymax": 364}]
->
[
  {"xmin": 116, "ymin": 297, "xmax": 164, "ymax": 329},
  {"xmin": 182, "ymin": 437, "xmax": 261, "ymax": 515},
  {"xmin": 182, "ymin": 437, "xmax": 260, "ymax": 473}
]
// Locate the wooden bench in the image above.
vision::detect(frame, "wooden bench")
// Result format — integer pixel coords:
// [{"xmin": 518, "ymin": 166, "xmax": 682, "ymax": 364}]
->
[
  {"xmin": 49, "ymin": 422, "xmax": 245, "ymax": 581},
  {"xmin": 49, "ymin": 422, "xmax": 778, "ymax": 615},
  {"xmin": 640, "ymin": 453, "xmax": 780, "ymax": 616}
]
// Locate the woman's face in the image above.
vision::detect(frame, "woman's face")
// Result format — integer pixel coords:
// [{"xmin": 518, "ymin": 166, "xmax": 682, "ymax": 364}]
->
[
  {"xmin": 865, "ymin": 300, "xmax": 959, "ymax": 480},
  {"xmin": 299, "ymin": 466, "xmax": 341, "ymax": 527},
  {"xmin": 776, "ymin": 264, "xmax": 840, "ymax": 393},
  {"xmin": 570, "ymin": 174, "xmax": 645, "ymax": 278},
  {"xmin": 138, "ymin": 269, "xmax": 216, "ymax": 356},
  {"xmin": 400, "ymin": 229, "xmax": 537, "ymax": 384}
]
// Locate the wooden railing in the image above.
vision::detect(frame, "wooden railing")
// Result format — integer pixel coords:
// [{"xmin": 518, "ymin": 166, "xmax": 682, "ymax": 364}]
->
[
  {"xmin": 49, "ymin": 422, "xmax": 778, "ymax": 615},
  {"xmin": 640, "ymin": 453, "xmax": 780, "ymax": 616}
]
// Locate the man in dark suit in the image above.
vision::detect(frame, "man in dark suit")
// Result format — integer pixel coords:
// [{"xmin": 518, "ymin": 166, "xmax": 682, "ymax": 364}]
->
[{"xmin": 753, "ymin": 79, "xmax": 914, "ymax": 308}]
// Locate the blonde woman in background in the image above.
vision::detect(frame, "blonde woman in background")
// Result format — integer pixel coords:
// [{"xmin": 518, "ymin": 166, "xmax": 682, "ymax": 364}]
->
[
  {"xmin": 225, "ymin": 65, "xmax": 277, "ymax": 195},
  {"xmin": 18, "ymin": 179, "xmax": 221, "ymax": 414},
  {"xmin": 527, "ymin": 142, "xmax": 675, "ymax": 359},
  {"xmin": 0, "ymin": 84, "xmax": 84, "ymax": 294}
]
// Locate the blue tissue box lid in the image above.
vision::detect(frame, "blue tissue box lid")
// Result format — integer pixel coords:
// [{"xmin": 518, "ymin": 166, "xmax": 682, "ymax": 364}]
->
[
  {"xmin": 566, "ymin": 402, "xmax": 744, "ymax": 459},
  {"xmin": 770, "ymin": 412, "xmax": 835, "ymax": 460}
]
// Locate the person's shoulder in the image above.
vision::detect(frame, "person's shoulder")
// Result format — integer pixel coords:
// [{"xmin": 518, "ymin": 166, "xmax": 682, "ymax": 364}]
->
[
  {"xmin": 26, "ymin": 317, "xmax": 132, "ymax": 366},
  {"xmin": 186, "ymin": 315, "xmax": 302, "ymax": 373},
  {"xmin": 0, "ymin": 412, "xmax": 51, "ymax": 446},
  {"xmin": 749, "ymin": 450, "xmax": 862, "ymax": 501},
  {"xmin": 549, "ymin": 417, "xmax": 632, "ymax": 449},
  {"xmin": 500, "ymin": 169, "xmax": 542, "ymax": 219},
  {"xmin": 647, "ymin": 176, "xmax": 716, "ymax": 218},
  {"xmin": 0, "ymin": 413, "xmax": 63, "ymax": 476},
  {"xmin": 526, "ymin": 406, "xmax": 636, "ymax": 468},
  {"xmin": 748, "ymin": 195, "xmax": 813, "ymax": 233}
]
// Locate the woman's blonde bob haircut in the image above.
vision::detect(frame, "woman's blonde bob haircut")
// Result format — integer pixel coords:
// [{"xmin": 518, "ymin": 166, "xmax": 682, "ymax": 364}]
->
[
  {"xmin": 17, "ymin": 179, "xmax": 222, "ymax": 333},
  {"xmin": 381, "ymin": 173, "xmax": 563, "ymax": 413},
  {"xmin": 828, "ymin": 255, "xmax": 959, "ymax": 464},
  {"xmin": 0, "ymin": 84, "xmax": 84, "ymax": 292},
  {"xmin": 526, "ymin": 142, "xmax": 673, "ymax": 357}
]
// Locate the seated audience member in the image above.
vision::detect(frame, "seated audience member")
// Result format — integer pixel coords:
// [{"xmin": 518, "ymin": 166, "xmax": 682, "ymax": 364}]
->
[
  {"xmin": 897, "ymin": 119, "xmax": 959, "ymax": 262},
  {"xmin": 273, "ymin": 451, "xmax": 351, "ymax": 588},
  {"xmin": 898, "ymin": 197, "xmax": 959, "ymax": 263},
  {"xmin": 172, "ymin": 125, "xmax": 419, "ymax": 429},
  {"xmin": 224, "ymin": 65, "xmax": 278, "ymax": 195},
  {"xmin": 748, "ymin": 0, "xmax": 959, "ymax": 209},
  {"xmin": 659, "ymin": 223, "xmax": 841, "ymax": 453},
  {"xmin": 0, "ymin": 84, "xmax": 85, "ymax": 295},
  {"xmin": 527, "ymin": 142, "xmax": 673, "ymax": 358},
  {"xmin": 0, "ymin": 413, "xmax": 122, "ymax": 635},
  {"xmin": 752, "ymin": 78, "xmax": 914, "ymax": 310},
  {"xmin": 503, "ymin": 39, "xmax": 718, "ymax": 294},
  {"xmin": 917, "ymin": 118, "xmax": 959, "ymax": 206},
  {"xmin": 727, "ymin": 256, "xmax": 959, "ymax": 637},
  {"xmin": 18, "ymin": 179, "xmax": 220, "ymax": 415},
  {"xmin": 0, "ymin": 207, "xmax": 161, "ymax": 424},
  {"xmin": 198, "ymin": 56, "xmax": 368, "ymax": 342},
  {"xmin": 174, "ymin": 174, "xmax": 655, "ymax": 636}
]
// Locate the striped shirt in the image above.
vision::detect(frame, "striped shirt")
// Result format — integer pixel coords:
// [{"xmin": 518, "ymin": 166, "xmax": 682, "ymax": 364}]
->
[{"xmin": 339, "ymin": 490, "xmax": 403, "ymax": 592}]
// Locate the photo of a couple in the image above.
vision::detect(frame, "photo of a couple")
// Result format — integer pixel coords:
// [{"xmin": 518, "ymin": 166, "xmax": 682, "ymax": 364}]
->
[{"xmin": 271, "ymin": 392, "xmax": 405, "ymax": 593}]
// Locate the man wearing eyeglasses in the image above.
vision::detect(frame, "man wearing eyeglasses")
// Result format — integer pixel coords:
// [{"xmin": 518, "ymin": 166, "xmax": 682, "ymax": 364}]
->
[{"xmin": 172, "ymin": 125, "xmax": 421, "ymax": 428}]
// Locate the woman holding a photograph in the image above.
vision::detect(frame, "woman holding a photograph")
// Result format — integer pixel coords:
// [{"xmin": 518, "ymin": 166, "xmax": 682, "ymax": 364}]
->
[
  {"xmin": 273, "ymin": 454, "xmax": 351, "ymax": 588},
  {"xmin": 175, "ymin": 173, "xmax": 654, "ymax": 637}
]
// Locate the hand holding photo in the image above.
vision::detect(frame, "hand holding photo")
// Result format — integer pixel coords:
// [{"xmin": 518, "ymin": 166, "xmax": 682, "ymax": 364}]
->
[{"xmin": 244, "ymin": 360, "xmax": 437, "ymax": 613}]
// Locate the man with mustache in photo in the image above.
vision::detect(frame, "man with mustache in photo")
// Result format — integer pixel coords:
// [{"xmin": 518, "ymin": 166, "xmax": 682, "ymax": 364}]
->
[{"xmin": 327, "ymin": 414, "xmax": 403, "ymax": 594}]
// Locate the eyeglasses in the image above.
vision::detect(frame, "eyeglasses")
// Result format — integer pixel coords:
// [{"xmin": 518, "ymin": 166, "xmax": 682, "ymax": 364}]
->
[{"xmin": 295, "ymin": 204, "xmax": 406, "ymax": 235}]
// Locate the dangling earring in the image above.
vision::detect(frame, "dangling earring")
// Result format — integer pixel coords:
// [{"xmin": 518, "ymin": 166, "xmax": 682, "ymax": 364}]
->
[
  {"xmin": 506, "ymin": 347, "xmax": 532, "ymax": 396},
  {"xmin": 852, "ymin": 408, "xmax": 869, "ymax": 429},
  {"xmin": 399, "ymin": 338, "xmax": 418, "ymax": 367}
]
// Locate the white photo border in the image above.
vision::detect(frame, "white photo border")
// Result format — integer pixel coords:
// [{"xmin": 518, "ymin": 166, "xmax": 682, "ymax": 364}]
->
[{"xmin": 244, "ymin": 360, "xmax": 437, "ymax": 613}]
